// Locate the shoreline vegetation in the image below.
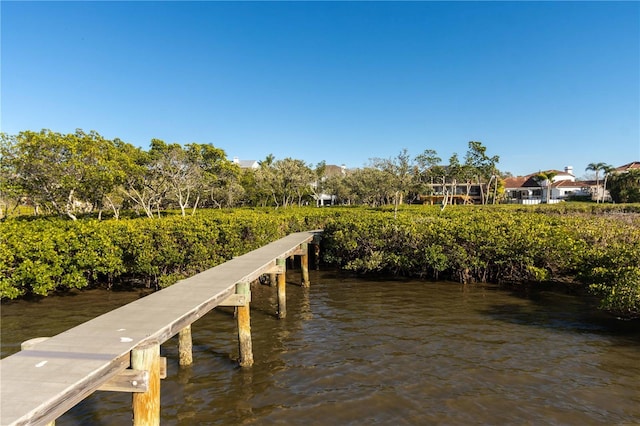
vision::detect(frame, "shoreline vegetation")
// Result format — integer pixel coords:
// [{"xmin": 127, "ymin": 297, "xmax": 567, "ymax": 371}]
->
[{"xmin": 1, "ymin": 204, "xmax": 639, "ymax": 319}]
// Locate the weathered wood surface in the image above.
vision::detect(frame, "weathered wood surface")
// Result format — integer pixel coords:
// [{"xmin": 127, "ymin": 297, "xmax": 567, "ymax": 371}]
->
[
  {"xmin": 0, "ymin": 230, "xmax": 320, "ymax": 426},
  {"xmin": 276, "ymin": 257, "xmax": 287, "ymax": 319},
  {"xmin": 131, "ymin": 341, "xmax": 161, "ymax": 426},
  {"xmin": 235, "ymin": 281, "xmax": 254, "ymax": 368},
  {"xmin": 300, "ymin": 242, "xmax": 310, "ymax": 287},
  {"xmin": 178, "ymin": 326, "xmax": 193, "ymax": 366}
]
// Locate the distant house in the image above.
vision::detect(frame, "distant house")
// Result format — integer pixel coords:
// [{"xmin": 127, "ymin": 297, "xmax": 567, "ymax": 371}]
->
[
  {"xmin": 312, "ymin": 164, "xmax": 347, "ymax": 206},
  {"xmin": 417, "ymin": 165, "xmax": 485, "ymax": 205},
  {"xmin": 232, "ymin": 157, "xmax": 259, "ymax": 170},
  {"xmin": 582, "ymin": 161, "xmax": 639, "ymax": 202},
  {"xmin": 504, "ymin": 166, "xmax": 591, "ymax": 204},
  {"xmin": 419, "ymin": 182, "xmax": 481, "ymax": 205},
  {"xmin": 503, "ymin": 175, "xmax": 543, "ymax": 204}
]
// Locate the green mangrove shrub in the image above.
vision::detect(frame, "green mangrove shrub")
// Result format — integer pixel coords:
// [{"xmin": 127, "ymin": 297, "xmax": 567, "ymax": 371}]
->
[
  {"xmin": 320, "ymin": 206, "xmax": 640, "ymax": 318},
  {"xmin": 2, "ymin": 204, "xmax": 639, "ymax": 318},
  {"xmin": 0, "ymin": 208, "xmax": 331, "ymax": 298}
]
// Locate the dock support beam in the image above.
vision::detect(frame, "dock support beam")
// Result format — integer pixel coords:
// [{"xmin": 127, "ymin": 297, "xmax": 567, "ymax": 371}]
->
[
  {"xmin": 300, "ymin": 243, "xmax": 310, "ymax": 287},
  {"xmin": 132, "ymin": 341, "xmax": 161, "ymax": 426},
  {"xmin": 236, "ymin": 282, "xmax": 254, "ymax": 367},
  {"xmin": 276, "ymin": 257, "xmax": 287, "ymax": 319},
  {"xmin": 178, "ymin": 325, "xmax": 193, "ymax": 366}
]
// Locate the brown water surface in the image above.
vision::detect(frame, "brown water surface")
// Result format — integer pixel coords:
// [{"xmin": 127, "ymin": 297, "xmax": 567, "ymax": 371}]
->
[{"xmin": 2, "ymin": 270, "xmax": 639, "ymax": 425}]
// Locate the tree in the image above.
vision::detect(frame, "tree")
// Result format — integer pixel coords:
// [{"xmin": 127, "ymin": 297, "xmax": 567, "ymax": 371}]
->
[
  {"xmin": 254, "ymin": 157, "xmax": 279, "ymax": 207},
  {"xmin": 448, "ymin": 153, "xmax": 478, "ymax": 203},
  {"xmin": 535, "ymin": 171, "xmax": 558, "ymax": 203},
  {"xmin": 324, "ymin": 171, "xmax": 351, "ymax": 205},
  {"xmin": 254, "ymin": 157, "xmax": 314, "ymax": 207},
  {"xmin": 119, "ymin": 142, "xmax": 165, "ymax": 218},
  {"xmin": 258, "ymin": 153, "xmax": 275, "ymax": 168},
  {"xmin": 343, "ymin": 167, "xmax": 390, "ymax": 207},
  {"xmin": 0, "ymin": 129, "xmax": 126, "ymax": 220},
  {"xmin": 586, "ymin": 162, "xmax": 609, "ymax": 202},
  {"xmin": 251, "ymin": 154, "xmax": 279, "ymax": 207},
  {"xmin": 80, "ymin": 135, "xmax": 132, "ymax": 220},
  {"xmin": 310, "ymin": 161, "xmax": 327, "ymax": 207},
  {"xmin": 285, "ymin": 159, "xmax": 315, "ymax": 206},
  {"xmin": 239, "ymin": 167, "xmax": 261, "ymax": 207},
  {"xmin": 207, "ymin": 163, "xmax": 243, "ymax": 209},
  {"xmin": 0, "ymin": 133, "xmax": 26, "ymax": 216},
  {"xmin": 147, "ymin": 140, "xmax": 196, "ymax": 217},
  {"xmin": 415, "ymin": 149, "xmax": 441, "ymax": 171},
  {"xmin": 185, "ymin": 142, "xmax": 237, "ymax": 210},
  {"xmin": 137, "ymin": 140, "xmax": 238, "ymax": 216},
  {"xmin": 415, "ymin": 149, "xmax": 442, "ymax": 192},
  {"xmin": 464, "ymin": 141, "xmax": 500, "ymax": 204},
  {"xmin": 370, "ymin": 149, "xmax": 419, "ymax": 215},
  {"xmin": 608, "ymin": 169, "xmax": 640, "ymax": 203}
]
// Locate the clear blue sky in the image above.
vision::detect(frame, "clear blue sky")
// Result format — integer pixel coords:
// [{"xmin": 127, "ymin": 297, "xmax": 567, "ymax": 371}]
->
[{"xmin": 2, "ymin": 1, "xmax": 639, "ymax": 177}]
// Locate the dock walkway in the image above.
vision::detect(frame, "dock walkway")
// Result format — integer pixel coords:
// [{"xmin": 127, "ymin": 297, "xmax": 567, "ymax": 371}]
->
[{"xmin": 0, "ymin": 230, "xmax": 320, "ymax": 425}]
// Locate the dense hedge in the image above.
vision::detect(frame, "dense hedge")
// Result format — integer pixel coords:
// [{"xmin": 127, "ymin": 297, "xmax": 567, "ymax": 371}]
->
[
  {"xmin": 0, "ymin": 208, "xmax": 333, "ymax": 299},
  {"xmin": 2, "ymin": 204, "xmax": 639, "ymax": 318},
  {"xmin": 320, "ymin": 205, "xmax": 640, "ymax": 318}
]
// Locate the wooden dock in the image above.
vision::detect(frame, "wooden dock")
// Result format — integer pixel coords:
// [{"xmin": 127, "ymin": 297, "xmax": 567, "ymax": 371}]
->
[{"xmin": 0, "ymin": 230, "xmax": 321, "ymax": 426}]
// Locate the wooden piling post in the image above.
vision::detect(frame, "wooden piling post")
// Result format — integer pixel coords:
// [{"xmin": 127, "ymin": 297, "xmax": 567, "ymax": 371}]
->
[
  {"xmin": 131, "ymin": 341, "xmax": 161, "ymax": 426},
  {"xmin": 236, "ymin": 282, "xmax": 254, "ymax": 367},
  {"xmin": 178, "ymin": 325, "xmax": 193, "ymax": 366},
  {"xmin": 300, "ymin": 242, "xmax": 310, "ymax": 287},
  {"xmin": 276, "ymin": 257, "xmax": 287, "ymax": 319}
]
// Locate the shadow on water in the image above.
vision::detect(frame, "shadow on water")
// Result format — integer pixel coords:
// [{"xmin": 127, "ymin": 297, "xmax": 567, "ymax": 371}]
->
[
  {"xmin": 475, "ymin": 285, "xmax": 640, "ymax": 343},
  {"xmin": 322, "ymin": 268, "xmax": 640, "ymax": 338}
]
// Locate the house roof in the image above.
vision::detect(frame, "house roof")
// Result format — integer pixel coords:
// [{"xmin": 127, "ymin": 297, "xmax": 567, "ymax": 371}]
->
[
  {"xmin": 552, "ymin": 179, "xmax": 589, "ymax": 188},
  {"xmin": 505, "ymin": 163, "xmax": 640, "ymax": 190},
  {"xmin": 232, "ymin": 158, "xmax": 259, "ymax": 169},
  {"xmin": 239, "ymin": 160, "xmax": 258, "ymax": 168},
  {"xmin": 504, "ymin": 170, "xmax": 572, "ymax": 189},
  {"xmin": 615, "ymin": 161, "xmax": 640, "ymax": 172},
  {"xmin": 324, "ymin": 164, "xmax": 346, "ymax": 177},
  {"xmin": 503, "ymin": 176, "xmax": 531, "ymax": 188}
]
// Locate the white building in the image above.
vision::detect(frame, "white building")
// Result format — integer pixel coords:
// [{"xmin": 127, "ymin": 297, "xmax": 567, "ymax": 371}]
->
[
  {"xmin": 232, "ymin": 157, "xmax": 259, "ymax": 170},
  {"xmin": 504, "ymin": 166, "xmax": 591, "ymax": 204}
]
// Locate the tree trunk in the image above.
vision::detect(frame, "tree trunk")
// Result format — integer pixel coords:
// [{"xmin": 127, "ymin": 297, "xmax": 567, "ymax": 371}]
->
[
  {"xmin": 477, "ymin": 176, "xmax": 485, "ymax": 205},
  {"xmin": 63, "ymin": 189, "xmax": 78, "ymax": 220},
  {"xmin": 191, "ymin": 195, "xmax": 200, "ymax": 215},
  {"xmin": 547, "ymin": 180, "xmax": 551, "ymax": 203}
]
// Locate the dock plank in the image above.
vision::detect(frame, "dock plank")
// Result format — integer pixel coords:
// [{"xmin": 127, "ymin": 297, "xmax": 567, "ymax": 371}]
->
[{"xmin": 0, "ymin": 230, "xmax": 319, "ymax": 426}]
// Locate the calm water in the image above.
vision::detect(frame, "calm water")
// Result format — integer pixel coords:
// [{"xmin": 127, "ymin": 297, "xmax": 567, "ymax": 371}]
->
[{"xmin": 2, "ymin": 270, "xmax": 640, "ymax": 425}]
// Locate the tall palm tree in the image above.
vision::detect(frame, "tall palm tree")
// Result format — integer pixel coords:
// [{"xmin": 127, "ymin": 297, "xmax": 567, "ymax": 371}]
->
[
  {"xmin": 536, "ymin": 171, "xmax": 557, "ymax": 203},
  {"xmin": 600, "ymin": 164, "xmax": 614, "ymax": 203},
  {"xmin": 586, "ymin": 162, "xmax": 607, "ymax": 202}
]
